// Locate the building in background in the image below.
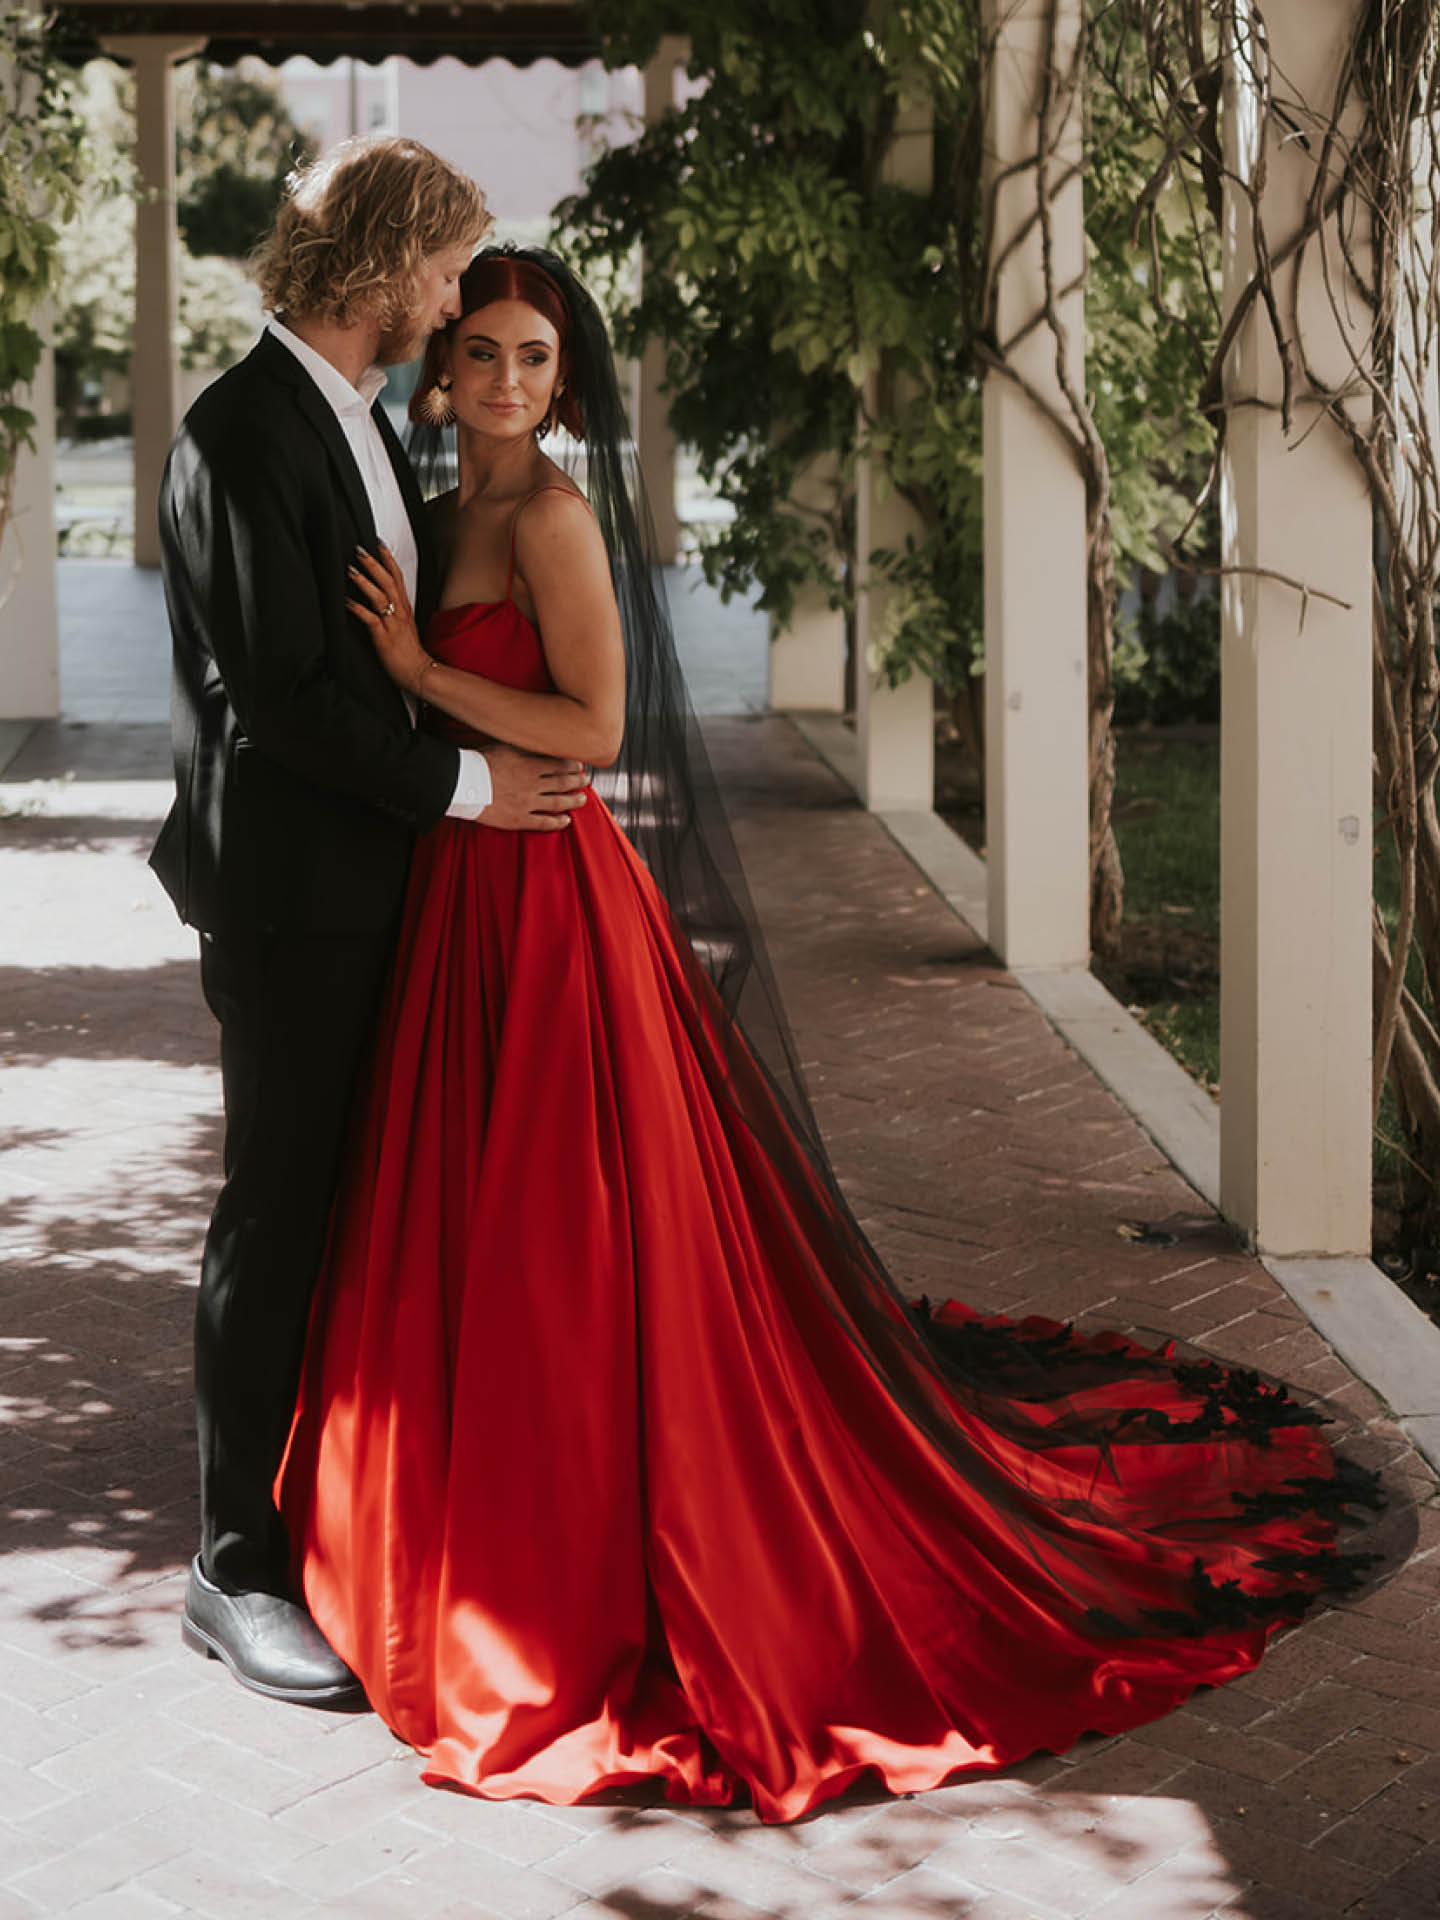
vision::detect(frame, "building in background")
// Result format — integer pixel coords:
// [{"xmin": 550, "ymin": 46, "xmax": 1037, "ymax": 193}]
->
[{"xmin": 275, "ymin": 54, "xmax": 642, "ymax": 231}]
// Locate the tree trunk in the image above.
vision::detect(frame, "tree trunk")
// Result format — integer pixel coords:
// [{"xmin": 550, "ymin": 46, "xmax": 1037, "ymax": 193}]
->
[{"xmin": 1088, "ymin": 483, "xmax": 1124, "ymax": 956}]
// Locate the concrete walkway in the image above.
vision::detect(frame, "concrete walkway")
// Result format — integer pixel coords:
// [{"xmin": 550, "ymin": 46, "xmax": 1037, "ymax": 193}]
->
[{"xmin": 0, "ymin": 565, "xmax": 1437, "ymax": 1919}]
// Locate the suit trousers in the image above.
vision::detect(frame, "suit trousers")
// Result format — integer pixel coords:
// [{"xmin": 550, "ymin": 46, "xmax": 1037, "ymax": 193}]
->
[{"xmin": 197, "ymin": 918, "xmax": 398, "ymax": 1594}]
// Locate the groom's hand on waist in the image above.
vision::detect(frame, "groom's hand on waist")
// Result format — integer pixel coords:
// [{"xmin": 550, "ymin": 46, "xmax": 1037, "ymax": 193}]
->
[{"xmin": 480, "ymin": 745, "xmax": 591, "ymax": 833}]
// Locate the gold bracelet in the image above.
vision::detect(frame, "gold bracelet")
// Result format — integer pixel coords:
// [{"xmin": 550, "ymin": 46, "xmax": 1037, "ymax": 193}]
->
[{"xmin": 415, "ymin": 655, "xmax": 439, "ymax": 701}]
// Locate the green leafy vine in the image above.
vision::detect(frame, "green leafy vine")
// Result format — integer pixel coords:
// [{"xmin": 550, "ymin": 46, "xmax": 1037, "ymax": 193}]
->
[{"xmin": 0, "ymin": 8, "xmax": 86, "ymax": 565}]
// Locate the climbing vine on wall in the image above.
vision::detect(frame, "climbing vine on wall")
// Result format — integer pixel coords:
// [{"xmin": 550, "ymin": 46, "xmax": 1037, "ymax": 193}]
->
[{"xmin": 1093, "ymin": 0, "xmax": 1440, "ymax": 1246}]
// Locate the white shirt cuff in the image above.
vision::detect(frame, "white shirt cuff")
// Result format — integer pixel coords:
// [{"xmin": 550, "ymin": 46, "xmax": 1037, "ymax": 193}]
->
[{"xmin": 446, "ymin": 748, "xmax": 492, "ymax": 820}]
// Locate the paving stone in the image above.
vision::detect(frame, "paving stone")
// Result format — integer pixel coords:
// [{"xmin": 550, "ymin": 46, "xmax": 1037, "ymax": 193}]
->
[
  {"xmin": 398, "ymin": 1794, "xmax": 578, "ymax": 1866},
  {"xmin": 7, "ymin": 1817, "xmax": 189, "ymax": 1913},
  {"xmin": 924, "ymin": 1827, "xmax": 1129, "ymax": 1914},
  {"xmin": 290, "ymin": 1878, "xmax": 460, "ymax": 1920},
  {"xmin": 653, "ymin": 1834, "xmax": 846, "ymax": 1915},
  {"xmin": 61, "ymin": 1894, "xmax": 185, "ymax": 1920},
  {"xmin": 1186, "ymin": 1815, "xmax": 1379, "ymax": 1907},
  {"xmin": 134, "ymin": 1848, "xmax": 319, "ymax": 1919},
  {"xmin": 407, "ymin": 1843, "xmax": 588, "ymax": 1918},
  {"xmin": 733, "ymin": 1801, "xmax": 962, "ymax": 1892},
  {"xmin": 849, "ymin": 1864, "xmax": 998, "ymax": 1916},
  {"xmin": 1029, "ymin": 1740, "xmax": 1189, "ymax": 1800},
  {"xmin": 274, "ymin": 1755, "xmax": 439, "ymax": 1843},
  {"xmin": 1085, "ymin": 1851, "xmax": 1248, "ymax": 1920},
  {"xmin": 1280, "ymin": 1727, "xmax": 1429, "ymax": 1812},
  {"xmin": 590, "ymin": 1868, "xmax": 794, "ymax": 1920},
  {"xmin": 544, "ymin": 1815, "xmax": 715, "ymax": 1895},
  {"xmin": 1130, "ymin": 1712, "xmax": 1308, "ymax": 1783},
  {"xmin": 1205, "ymin": 1887, "xmax": 1335, "ymax": 1920},
  {"xmin": 15, "ymin": 1766, "xmax": 198, "ymax": 1853},
  {"xmin": 1347, "ymin": 1840, "xmax": 1440, "ymax": 1920}
]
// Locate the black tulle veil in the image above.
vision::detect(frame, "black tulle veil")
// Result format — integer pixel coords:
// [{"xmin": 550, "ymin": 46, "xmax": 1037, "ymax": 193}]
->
[{"xmin": 405, "ymin": 244, "xmax": 1397, "ymax": 1642}]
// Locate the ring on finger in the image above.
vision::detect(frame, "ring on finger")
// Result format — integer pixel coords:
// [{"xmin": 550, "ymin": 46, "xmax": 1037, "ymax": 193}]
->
[{"xmin": 382, "ymin": 600, "xmax": 396, "ymax": 618}]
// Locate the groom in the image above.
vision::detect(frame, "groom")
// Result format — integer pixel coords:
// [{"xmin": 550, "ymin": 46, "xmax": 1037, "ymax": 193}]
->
[{"xmin": 151, "ymin": 136, "xmax": 588, "ymax": 1705}]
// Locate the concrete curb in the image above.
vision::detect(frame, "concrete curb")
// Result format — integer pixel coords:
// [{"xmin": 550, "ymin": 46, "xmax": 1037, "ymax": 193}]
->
[{"xmin": 787, "ymin": 709, "xmax": 1440, "ymax": 1481}]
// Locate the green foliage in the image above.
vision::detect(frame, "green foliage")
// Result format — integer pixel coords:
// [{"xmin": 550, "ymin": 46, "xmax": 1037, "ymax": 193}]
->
[
  {"xmin": 1113, "ymin": 586, "xmax": 1220, "ymax": 727},
  {"xmin": 557, "ymin": 0, "xmax": 986, "ymax": 685},
  {"xmin": 559, "ymin": 2, "xmax": 1220, "ymax": 705},
  {"xmin": 176, "ymin": 65, "xmax": 314, "ymax": 260},
  {"xmin": 51, "ymin": 62, "xmax": 271, "ymax": 426},
  {"xmin": 0, "ymin": 7, "xmax": 86, "ymax": 504},
  {"xmin": 1106, "ymin": 732, "xmax": 1220, "ymax": 1091}
]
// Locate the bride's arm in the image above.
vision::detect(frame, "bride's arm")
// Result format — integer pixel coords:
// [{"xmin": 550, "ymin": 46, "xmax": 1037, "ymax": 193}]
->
[{"xmin": 349, "ymin": 493, "xmax": 626, "ymax": 766}]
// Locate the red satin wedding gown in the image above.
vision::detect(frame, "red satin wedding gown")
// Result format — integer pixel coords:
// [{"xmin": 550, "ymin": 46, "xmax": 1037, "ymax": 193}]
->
[{"xmin": 278, "ymin": 590, "xmax": 1369, "ymax": 1824}]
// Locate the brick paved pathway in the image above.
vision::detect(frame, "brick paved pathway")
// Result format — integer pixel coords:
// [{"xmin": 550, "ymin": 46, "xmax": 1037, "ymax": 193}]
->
[{"xmin": 1, "ymin": 715, "xmax": 1436, "ymax": 1920}]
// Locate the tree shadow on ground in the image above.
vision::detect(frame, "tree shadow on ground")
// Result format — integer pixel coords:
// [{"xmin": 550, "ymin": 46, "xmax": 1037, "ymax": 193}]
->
[
  {"xmin": 574, "ymin": 1755, "xmax": 1254, "ymax": 1916},
  {"xmin": 0, "ymin": 1106, "xmax": 218, "ymax": 1650},
  {"xmin": 0, "ymin": 810, "xmax": 174, "ymax": 853},
  {"xmin": 0, "ymin": 961, "xmax": 214, "ymax": 1068},
  {"xmin": 3, "ymin": 721, "xmax": 172, "ymax": 783}
]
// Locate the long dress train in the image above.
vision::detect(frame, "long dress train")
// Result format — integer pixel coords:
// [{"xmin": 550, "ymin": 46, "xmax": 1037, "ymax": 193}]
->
[{"xmin": 278, "ymin": 593, "xmax": 1375, "ymax": 1825}]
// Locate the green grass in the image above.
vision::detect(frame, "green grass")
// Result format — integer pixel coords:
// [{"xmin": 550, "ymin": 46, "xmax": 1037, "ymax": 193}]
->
[
  {"xmin": 1136, "ymin": 999, "xmax": 1221, "ymax": 1094},
  {"xmin": 1106, "ymin": 728, "xmax": 1424, "ymax": 1191},
  {"xmin": 1111, "ymin": 732, "xmax": 1221, "ymax": 938},
  {"xmin": 1106, "ymin": 730, "xmax": 1221, "ymax": 1092}
]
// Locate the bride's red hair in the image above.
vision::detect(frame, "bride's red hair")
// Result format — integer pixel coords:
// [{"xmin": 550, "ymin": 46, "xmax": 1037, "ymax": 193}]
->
[{"xmin": 409, "ymin": 251, "xmax": 583, "ymax": 437}]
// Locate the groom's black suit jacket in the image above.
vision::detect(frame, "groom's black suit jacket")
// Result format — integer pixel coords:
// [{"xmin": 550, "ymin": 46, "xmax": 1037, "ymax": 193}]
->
[{"xmin": 150, "ymin": 329, "xmax": 461, "ymax": 940}]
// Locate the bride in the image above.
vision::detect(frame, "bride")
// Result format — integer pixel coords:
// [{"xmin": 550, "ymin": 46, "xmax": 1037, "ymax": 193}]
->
[{"xmin": 278, "ymin": 245, "xmax": 1375, "ymax": 1825}]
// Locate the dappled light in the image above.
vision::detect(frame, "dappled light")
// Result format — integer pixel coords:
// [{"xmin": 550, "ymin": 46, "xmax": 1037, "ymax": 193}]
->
[{"xmin": 1, "ymin": 739, "xmax": 214, "ymax": 1664}]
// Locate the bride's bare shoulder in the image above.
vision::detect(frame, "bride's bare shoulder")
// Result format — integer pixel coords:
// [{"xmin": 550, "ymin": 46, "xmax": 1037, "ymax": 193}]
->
[{"xmin": 516, "ymin": 481, "xmax": 600, "ymax": 559}]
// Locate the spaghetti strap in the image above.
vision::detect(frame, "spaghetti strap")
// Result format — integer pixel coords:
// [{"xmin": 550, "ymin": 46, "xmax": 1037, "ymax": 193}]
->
[{"xmin": 504, "ymin": 484, "xmax": 589, "ymax": 603}]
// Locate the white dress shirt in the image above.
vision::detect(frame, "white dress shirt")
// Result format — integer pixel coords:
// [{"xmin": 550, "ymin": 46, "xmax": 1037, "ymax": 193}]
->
[{"xmin": 267, "ymin": 320, "xmax": 491, "ymax": 820}]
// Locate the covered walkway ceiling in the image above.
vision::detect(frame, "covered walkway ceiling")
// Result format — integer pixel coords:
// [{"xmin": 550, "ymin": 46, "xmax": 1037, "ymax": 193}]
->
[{"xmin": 47, "ymin": 0, "xmax": 601, "ymax": 68}]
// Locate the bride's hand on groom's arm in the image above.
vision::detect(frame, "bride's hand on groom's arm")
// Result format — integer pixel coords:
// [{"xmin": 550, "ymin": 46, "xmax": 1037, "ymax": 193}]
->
[
  {"xmin": 345, "ymin": 541, "xmax": 589, "ymax": 833},
  {"xmin": 347, "ymin": 543, "xmax": 431, "ymax": 693}
]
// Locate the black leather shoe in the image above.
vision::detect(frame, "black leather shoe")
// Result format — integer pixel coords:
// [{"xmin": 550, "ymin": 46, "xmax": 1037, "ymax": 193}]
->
[{"xmin": 181, "ymin": 1556, "xmax": 366, "ymax": 1708}]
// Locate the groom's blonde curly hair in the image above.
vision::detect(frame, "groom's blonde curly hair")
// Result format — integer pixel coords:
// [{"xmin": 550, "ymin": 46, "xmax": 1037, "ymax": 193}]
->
[{"xmin": 253, "ymin": 136, "xmax": 492, "ymax": 330}]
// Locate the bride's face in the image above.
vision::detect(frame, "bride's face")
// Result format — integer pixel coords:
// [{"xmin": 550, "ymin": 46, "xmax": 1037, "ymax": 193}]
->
[{"xmin": 448, "ymin": 298, "xmax": 562, "ymax": 442}]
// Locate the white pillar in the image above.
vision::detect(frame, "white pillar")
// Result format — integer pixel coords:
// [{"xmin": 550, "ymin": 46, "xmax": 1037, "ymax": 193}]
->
[
  {"xmin": 1218, "ymin": 0, "xmax": 1372, "ymax": 1255},
  {"xmin": 852, "ymin": 97, "xmax": 934, "ymax": 812},
  {"xmin": 103, "ymin": 35, "xmax": 202, "ymax": 569},
  {"xmin": 980, "ymin": 0, "xmax": 1089, "ymax": 970},
  {"xmin": 0, "ymin": 338, "xmax": 60, "ymax": 720},
  {"xmin": 768, "ymin": 455, "xmax": 846, "ymax": 713},
  {"xmin": 638, "ymin": 36, "xmax": 688, "ymax": 566}
]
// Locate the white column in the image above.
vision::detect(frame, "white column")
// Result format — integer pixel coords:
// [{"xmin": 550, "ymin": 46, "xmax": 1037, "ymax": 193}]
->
[
  {"xmin": 768, "ymin": 455, "xmax": 846, "ymax": 713},
  {"xmin": 1218, "ymin": 0, "xmax": 1371, "ymax": 1255},
  {"xmin": 103, "ymin": 35, "xmax": 202, "ymax": 569},
  {"xmin": 637, "ymin": 36, "xmax": 688, "ymax": 566},
  {"xmin": 980, "ymin": 0, "xmax": 1089, "ymax": 970},
  {"xmin": 852, "ymin": 98, "xmax": 934, "ymax": 812},
  {"xmin": 0, "ymin": 338, "xmax": 60, "ymax": 720}
]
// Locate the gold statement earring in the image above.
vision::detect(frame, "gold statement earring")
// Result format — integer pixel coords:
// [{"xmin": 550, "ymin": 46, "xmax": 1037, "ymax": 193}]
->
[{"xmin": 420, "ymin": 378, "xmax": 455, "ymax": 428}]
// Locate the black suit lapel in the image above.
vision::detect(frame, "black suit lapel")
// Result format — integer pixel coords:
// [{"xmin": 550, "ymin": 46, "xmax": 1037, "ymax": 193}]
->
[
  {"xmin": 291, "ymin": 379, "xmax": 377, "ymax": 548},
  {"xmin": 249, "ymin": 332, "xmax": 411, "ymax": 733},
  {"xmin": 375, "ymin": 402, "xmax": 438, "ymax": 626},
  {"xmin": 249, "ymin": 331, "xmax": 377, "ymax": 547}
]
